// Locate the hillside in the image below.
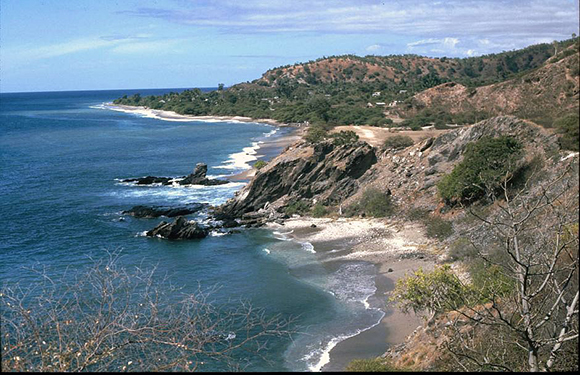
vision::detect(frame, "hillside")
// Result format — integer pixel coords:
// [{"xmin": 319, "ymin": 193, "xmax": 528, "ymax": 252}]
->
[
  {"xmin": 397, "ymin": 43, "xmax": 579, "ymax": 127},
  {"xmin": 113, "ymin": 38, "xmax": 579, "ymax": 131}
]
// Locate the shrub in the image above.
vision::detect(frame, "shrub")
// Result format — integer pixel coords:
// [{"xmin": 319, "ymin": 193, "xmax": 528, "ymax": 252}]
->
[
  {"xmin": 331, "ymin": 130, "xmax": 359, "ymax": 146},
  {"xmin": 383, "ymin": 135, "xmax": 414, "ymax": 150},
  {"xmin": 345, "ymin": 358, "xmax": 405, "ymax": 372},
  {"xmin": 311, "ymin": 202, "xmax": 329, "ymax": 218},
  {"xmin": 254, "ymin": 160, "xmax": 267, "ymax": 170},
  {"xmin": 447, "ymin": 238, "xmax": 477, "ymax": 261},
  {"xmin": 304, "ymin": 124, "xmax": 328, "ymax": 144},
  {"xmin": 423, "ymin": 215, "xmax": 454, "ymax": 240},
  {"xmin": 434, "ymin": 119, "xmax": 451, "ymax": 129},
  {"xmin": 437, "ymin": 136, "xmax": 523, "ymax": 204},
  {"xmin": 284, "ymin": 200, "xmax": 311, "ymax": 215},
  {"xmin": 406, "ymin": 207, "xmax": 430, "ymax": 221},
  {"xmin": 553, "ymin": 113, "xmax": 579, "ymax": 151},
  {"xmin": 391, "ymin": 265, "xmax": 470, "ymax": 316},
  {"xmin": 347, "ymin": 188, "xmax": 394, "ymax": 218}
]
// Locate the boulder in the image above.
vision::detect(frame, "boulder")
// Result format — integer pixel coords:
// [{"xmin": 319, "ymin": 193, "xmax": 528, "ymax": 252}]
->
[
  {"xmin": 123, "ymin": 203, "xmax": 208, "ymax": 218},
  {"xmin": 146, "ymin": 216, "xmax": 209, "ymax": 240},
  {"xmin": 216, "ymin": 140, "xmax": 377, "ymax": 220},
  {"xmin": 122, "ymin": 163, "xmax": 228, "ymax": 186},
  {"xmin": 179, "ymin": 163, "xmax": 229, "ymax": 186}
]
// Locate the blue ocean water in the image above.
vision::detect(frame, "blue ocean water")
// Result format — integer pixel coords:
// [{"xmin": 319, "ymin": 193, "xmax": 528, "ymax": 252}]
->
[{"xmin": 0, "ymin": 89, "xmax": 383, "ymax": 371}]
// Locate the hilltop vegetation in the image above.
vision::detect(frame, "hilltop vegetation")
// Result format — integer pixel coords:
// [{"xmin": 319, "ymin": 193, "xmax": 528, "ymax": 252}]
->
[{"xmin": 114, "ymin": 38, "xmax": 579, "ymax": 136}]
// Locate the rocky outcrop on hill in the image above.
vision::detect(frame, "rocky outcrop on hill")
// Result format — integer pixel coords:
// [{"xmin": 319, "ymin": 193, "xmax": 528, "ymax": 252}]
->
[
  {"xmin": 146, "ymin": 216, "xmax": 209, "ymax": 240},
  {"xmin": 122, "ymin": 163, "xmax": 228, "ymax": 186},
  {"xmin": 346, "ymin": 116, "xmax": 562, "ymax": 212},
  {"xmin": 215, "ymin": 140, "xmax": 377, "ymax": 223},
  {"xmin": 123, "ymin": 203, "xmax": 208, "ymax": 218}
]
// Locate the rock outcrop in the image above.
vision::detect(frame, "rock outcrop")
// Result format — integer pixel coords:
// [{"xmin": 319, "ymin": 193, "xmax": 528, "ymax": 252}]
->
[
  {"xmin": 122, "ymin": 163, "xmax": 228, "ymax": 186},
  {"xmin": 344, "ymin": 115, "xmax": 562, "ymax": 212},
  {"xmin": 146, "ymin": 216, "xmax": 209, "ymax": 240},
  {"xmin": 179, "ymin": 163, "xmax": 229, "ymax": 186},
  {"xmin": 123, "ymin": 203, "xmax": 208, "ymax": 218},
  {"xmin": 215, "ymin": 140, "xmax": 377, "ymax": 222}
]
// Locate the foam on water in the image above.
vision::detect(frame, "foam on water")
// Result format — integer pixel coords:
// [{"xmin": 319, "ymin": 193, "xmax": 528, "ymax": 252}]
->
[
  {"xmin": 283, "ymin": 261, "xmax": 385, "ymax": 372},
  {"xmin": 301, "ymin": 242, "xmax": 316, "ymax": 253},
  {"xmin": 214, "ymin": 141, "xmax": 261, "ymax": 171}
]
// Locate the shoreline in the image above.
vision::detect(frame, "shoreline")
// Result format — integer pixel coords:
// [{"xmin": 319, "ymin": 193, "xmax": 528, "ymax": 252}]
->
[
  {"xmin": 267, "ymin": 217, "xmax": 436, "ymax": 372},
  {"xmin": 102, "ymin": 102, "xmax": 304, "ymax": 181},
  {"xmin": 105, "ymin": 101, "xmax": 433, "ymax": 371},
  {"xmin": 104, "ymin": 103, "xmax": 290, "ymax": 127}
]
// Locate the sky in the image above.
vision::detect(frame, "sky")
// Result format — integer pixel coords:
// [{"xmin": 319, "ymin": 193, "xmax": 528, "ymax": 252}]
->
[{"xmin": 1, "ymin": 0, "xmax": 578, "ymax": 93}]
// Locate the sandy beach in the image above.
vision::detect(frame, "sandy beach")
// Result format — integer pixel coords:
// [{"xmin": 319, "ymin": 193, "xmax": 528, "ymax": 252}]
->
[
  {"xmin": 106, "ymin": 103, "xmax": 288, "ymax": 127},
  {"xmin": 266, "ymin": 217, "xmax": 437, "ymax": 371}
]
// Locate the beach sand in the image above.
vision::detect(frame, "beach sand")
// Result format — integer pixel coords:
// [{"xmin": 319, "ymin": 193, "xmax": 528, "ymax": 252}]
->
[
  {"xmin": 266, "ymin": 217, "xmax": 437, "ymax": 372},
  {"xmin": 106, "ymin": 103, "xmax": 287, "ymax": 126}
]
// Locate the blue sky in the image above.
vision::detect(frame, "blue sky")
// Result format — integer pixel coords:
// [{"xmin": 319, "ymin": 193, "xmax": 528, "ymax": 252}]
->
[{"xmin": 2, "ymin": 0, "xmax": 578, "ymax": 93}]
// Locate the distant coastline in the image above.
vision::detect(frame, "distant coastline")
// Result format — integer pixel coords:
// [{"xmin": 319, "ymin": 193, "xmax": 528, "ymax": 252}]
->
[{"xmin": 105, "ymin": 103, "xmax": 288, "ymax": 127}]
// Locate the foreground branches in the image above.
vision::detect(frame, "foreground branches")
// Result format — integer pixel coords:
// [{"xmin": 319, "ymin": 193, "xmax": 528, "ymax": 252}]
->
[
  {"xmin": 393, "ymin": 161, "xmax": 579, "ymax": 372},
  {"xmin": 1, "ymin": 253, "xmax": 294, "ymax": 372}
]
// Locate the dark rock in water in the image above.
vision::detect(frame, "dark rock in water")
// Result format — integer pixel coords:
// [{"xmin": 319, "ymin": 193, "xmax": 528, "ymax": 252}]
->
[
  {"xmin": 221, "ymin": 219, "xmax": 240, "ymax": 228},
  {"xmin": 146, "ymin": 216, "xmax": 209, "ymax": 240},
  {"xmin": 310, "ymin": 224, "xmax": 317, "ymax": 228},
  {"xmin": 122, "ymin": 163, "xmax": 228, "ymax": 186},
  {"xmin": 179, "ymin": 163, "xmax": 229, "ymax": 186},
  {"xmin": 122, "ymin": 176, "xmax": 173, "ymax": 185},
  {"xmin": 123, "ymin": 203, "xmax": 208, "ymax": 218}
]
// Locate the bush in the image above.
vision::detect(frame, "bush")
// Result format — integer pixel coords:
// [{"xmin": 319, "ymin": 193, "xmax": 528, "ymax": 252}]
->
[
  {"xmin": 254, "ymin": 160, "xmax": 267, "ymax": 170},
  {"xmin": 284, "ymin": 200, "xmax": 311, "ymax": 215},
  {"xmin": 447, "ymin": 238, "xmax": 477, "ymax": 261},
  {"xmin": 311, "ymin": 202, "xmax": 329, "ymax": 218},
  {"xmin": 406, "ymin": 207, "xmax": 430, "ymax": 221},
  {"xmin": 331, "ymin": 130, "xmax": 359, "ymax": 146},
  {"xmin": 346, "ymin": 188, "xmax": 394, "ymax": 218},
  {"xmin": 304, "ymin": 124, "xmax": 328, "ymax": 144},
  {"xmin": 553, "ymin": 113, "xmax": 579, "ymax": 151},
  {"xmin": 345, "ymin": 358, "xmax": 405, "ymax": 372},
  {"xmin": 423, "ymin": 215, "xmax": 454, "ymax": 240},
  {"xmin": 0, "ymin": 253, "xmax": 293, "ymax": 372},
  {"xmin": 437, "ymin": 136, "xmax": 523, "ymax": 204},
  {"xmin": 383, "ymin": 135, "xmax": 414, "ymax": 150}
]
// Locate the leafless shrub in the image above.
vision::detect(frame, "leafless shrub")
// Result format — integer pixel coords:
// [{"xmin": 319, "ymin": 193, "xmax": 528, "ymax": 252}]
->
[{"xmin": 1, "ymin": 251, "xmax": 294, "ymax": 372}]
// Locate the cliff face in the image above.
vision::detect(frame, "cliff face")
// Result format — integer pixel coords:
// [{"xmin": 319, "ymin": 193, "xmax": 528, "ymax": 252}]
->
[
  {"xmin": 216, "ymin": 115, "xmax": 566, "ymax": 225},
  {"xmin": 217, "ymin": 140, "xmax": 377, "ymax": 220}
]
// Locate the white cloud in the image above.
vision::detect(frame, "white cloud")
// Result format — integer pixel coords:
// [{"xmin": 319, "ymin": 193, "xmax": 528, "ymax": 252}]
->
[{"xmin": 123, "ymin": 0, "xmax": 578, "ymax": 39}]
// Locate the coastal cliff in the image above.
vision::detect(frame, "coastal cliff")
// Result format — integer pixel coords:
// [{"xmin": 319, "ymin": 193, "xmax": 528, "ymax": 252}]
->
[{"xmin": 215, "ymin": 139, "xmax": 377, "ymax": 224}]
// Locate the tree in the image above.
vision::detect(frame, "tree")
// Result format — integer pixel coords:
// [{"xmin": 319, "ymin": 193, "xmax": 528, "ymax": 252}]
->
[
  {"xmin": 217, "ymin": 83, "xmax": 225, "ymax": 91},
  {"xmin": 393, "ymin": 161, "xmax": 579, "ymax": 371},
  {"xmin": 437, "ymin": 136, "xmax": 523, "ymax": 204},
  {"xmin": 1, "ymin": 252, "xmax": 294, "ymax": 372}
]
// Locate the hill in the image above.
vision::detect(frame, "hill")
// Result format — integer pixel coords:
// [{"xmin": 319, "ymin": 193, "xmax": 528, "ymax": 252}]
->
[
  {"xmin": 395, "ymin": 42, "xmax": 579, "ymax": 127},
  {"xmin": 113, "ymin": 38, "xmax": 578, "ymax": 128}
]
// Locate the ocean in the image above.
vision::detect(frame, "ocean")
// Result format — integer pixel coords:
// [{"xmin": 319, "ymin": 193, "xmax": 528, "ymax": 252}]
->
[{"xmin": 0, "ymin": 89, "xmax": 384, "ymax": 371}]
